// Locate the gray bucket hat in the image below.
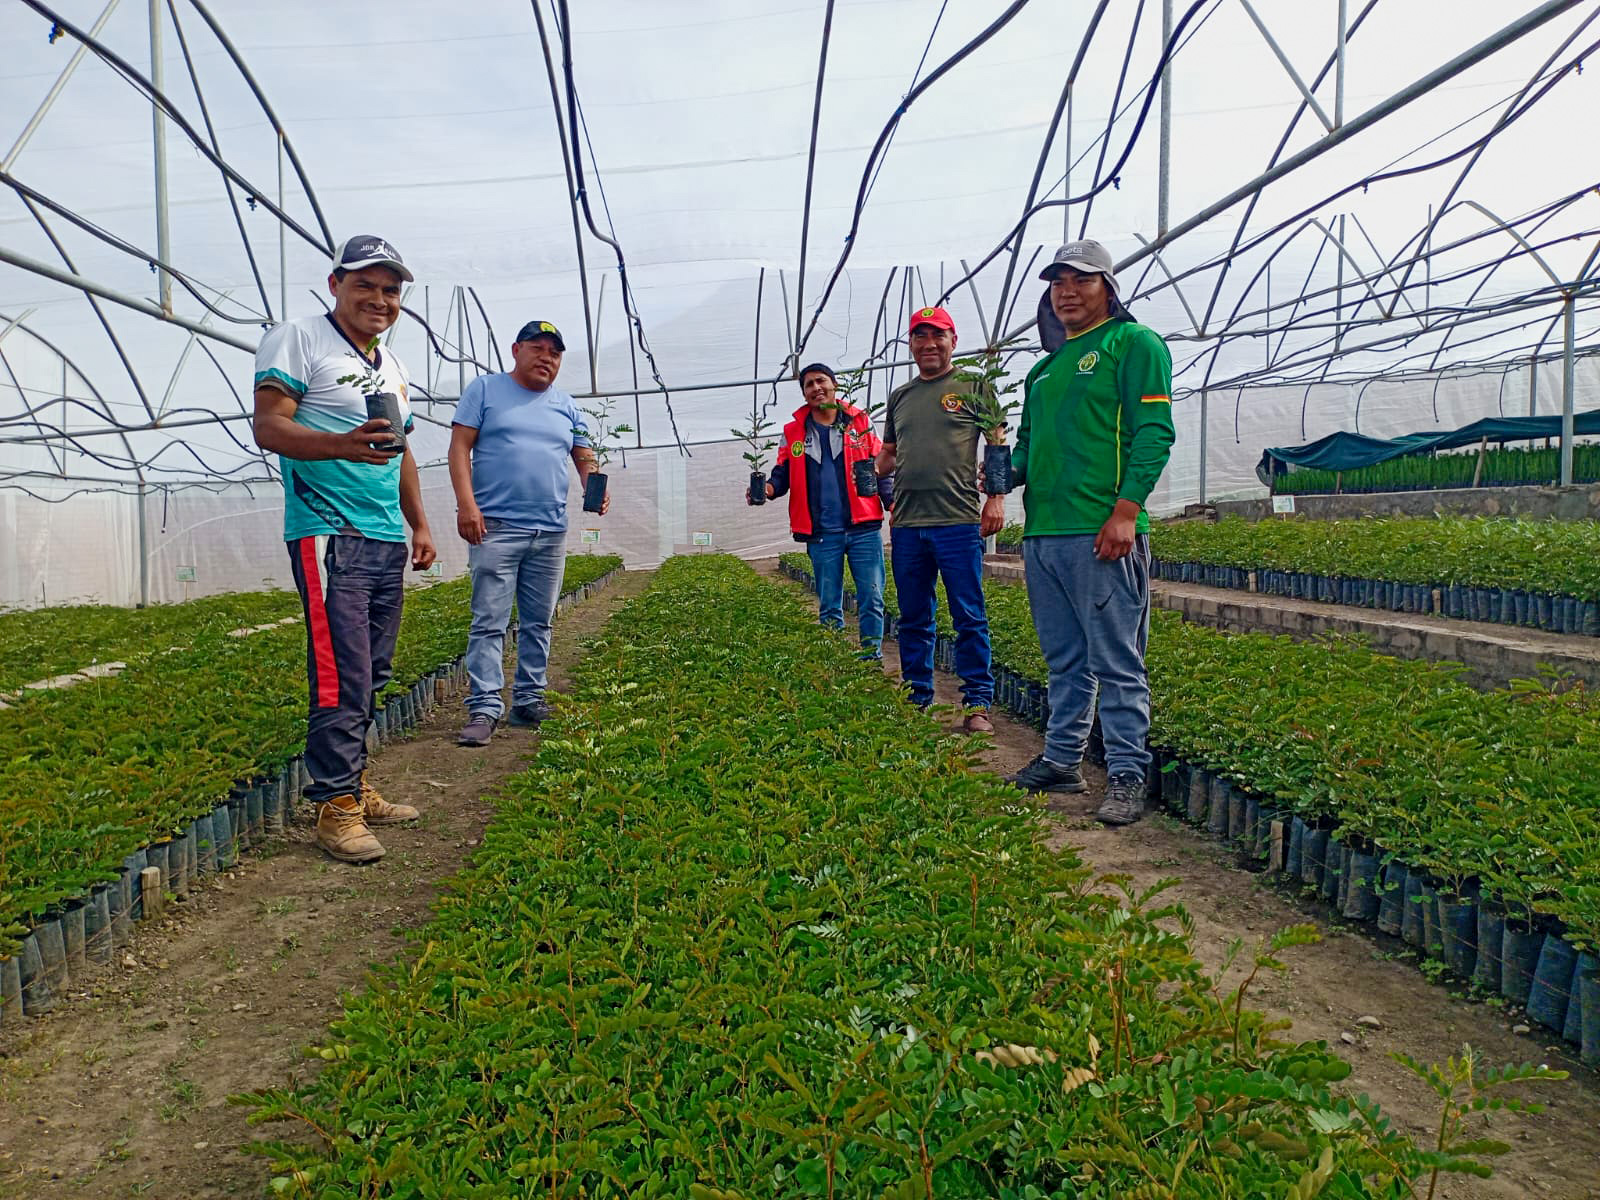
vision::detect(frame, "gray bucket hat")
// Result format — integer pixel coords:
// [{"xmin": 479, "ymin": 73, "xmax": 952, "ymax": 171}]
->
[{"xmin": 1039, "ymin": 238, "xmax": 1117, "ymax": 294}]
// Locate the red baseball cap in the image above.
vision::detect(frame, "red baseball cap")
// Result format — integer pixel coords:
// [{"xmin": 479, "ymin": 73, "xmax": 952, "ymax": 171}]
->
[{"xmin": 908, "ymin": 305, "xmax": 955, "ymax": 334}]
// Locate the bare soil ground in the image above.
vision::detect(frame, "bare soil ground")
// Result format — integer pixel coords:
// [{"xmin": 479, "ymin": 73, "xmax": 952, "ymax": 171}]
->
[{"xmin": 0, "ymin": 570, "xmax": 651, "ymax": 1199}]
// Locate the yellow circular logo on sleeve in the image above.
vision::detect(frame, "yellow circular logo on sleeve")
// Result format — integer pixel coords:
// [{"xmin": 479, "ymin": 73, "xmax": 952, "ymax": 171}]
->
[
  {"xmin": 940, "ymin": 393, "xmax": 963, "ymax": 413},
  {"xmin": 790, "ymin": 439, "xmax": 804, "ymax": 458}
]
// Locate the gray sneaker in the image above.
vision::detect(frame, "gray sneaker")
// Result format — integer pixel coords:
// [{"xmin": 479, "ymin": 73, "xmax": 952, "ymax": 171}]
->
[
  {"xmin": 1007, "ymin": 754, "xmax": 1087, "ymax": 794},
  {"xmin": 1095, "ymin": 773, "xmax": 1146, "ymax": 826},
  {"xmin": 508, "ymin": 700, "xmax": 551, "ymax": 727},
  {"xmin": 456, "ymin": 713, "xmax": 497, "ymax": 746}
]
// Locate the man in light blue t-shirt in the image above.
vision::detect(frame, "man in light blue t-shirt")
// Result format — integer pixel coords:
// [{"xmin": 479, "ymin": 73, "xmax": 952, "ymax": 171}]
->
[{"xmin": 448, "ymin": 320, "xmax": 607, "ymax": 745}]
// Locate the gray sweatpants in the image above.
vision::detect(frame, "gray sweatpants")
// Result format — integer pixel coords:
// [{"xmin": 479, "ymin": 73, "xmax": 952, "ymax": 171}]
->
[{"xmin": 1022, "ymin": 533, "xmax": 1152, "ymax": 779}]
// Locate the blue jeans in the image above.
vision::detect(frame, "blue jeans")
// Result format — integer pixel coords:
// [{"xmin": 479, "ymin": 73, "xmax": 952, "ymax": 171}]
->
[
  {"xmin": 890, "ymin": 523, "xmax": 993, "ymax": 708},
  {"xmin": 1023, "ymin": 533, "xmax": 1152, "ymax": 778},
  {"xmin": 807, "ymin": 527, "xmax": 886, "ymax": 655},
  {"xmin": 465, "ymin": 521, "xmax": 567, "ymax": 719}
]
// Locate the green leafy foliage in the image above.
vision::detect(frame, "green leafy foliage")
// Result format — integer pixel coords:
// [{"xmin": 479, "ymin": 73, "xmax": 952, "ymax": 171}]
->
[
  {"xmin": 0, "ymin": 558, "xmax": 620, "ymax": 956},
  {"xmin": 732, "ymin": 412, "xmax": 779, "ymax": 474},
  {"xmin": 1278, "ymin": 444, "xmax": 1600, "ymax": 496},
  {"xmin": 950, "ymin": 337, "xmax": 1027, "ymax": 446},
  {"xmin": 578, "ymin": 396, "xmax": 634, "ymax": 470},
  {"xmin": 243, "ymin": 556, "xmax": 1451, "ymax": 1198},
  {"xmin": 0, "ymin": 589, "xmax": 299, "ymax": 694},
  {"xmin": 1150, "ymin": 515, "xmax": 1600, "ymax": 600},
  {"xmin": 783, "ymin": 552, "xmax": 1600, "ymax": 955}
]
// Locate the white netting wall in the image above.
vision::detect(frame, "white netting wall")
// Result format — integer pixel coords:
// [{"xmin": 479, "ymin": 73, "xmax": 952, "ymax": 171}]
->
[{"xmin": 7, "ymin": 349, "xmax": 1598, "ymax": 608}]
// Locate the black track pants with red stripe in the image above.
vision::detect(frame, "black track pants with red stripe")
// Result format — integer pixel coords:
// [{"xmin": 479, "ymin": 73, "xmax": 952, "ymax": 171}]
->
[{"xmin": 287, "ymin": 534, "xmax": 408, "ymax": 806}]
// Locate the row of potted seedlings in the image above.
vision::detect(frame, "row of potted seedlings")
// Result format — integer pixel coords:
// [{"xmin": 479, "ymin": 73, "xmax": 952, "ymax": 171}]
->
[
  {"xmin": 0, "ymin": 560, "xmax": 624, "ymax": 1029},
  {"xmin": 783, "ymin": 556, "xmax": 1600, "ymax": 1067},
  {"xmin": 1152, "ymin": 558, "xmax": 1600, "ymax": 636},
  {"xmin": 248, "ymin": 555, "xmax": 1446, "ymax": 1197}
]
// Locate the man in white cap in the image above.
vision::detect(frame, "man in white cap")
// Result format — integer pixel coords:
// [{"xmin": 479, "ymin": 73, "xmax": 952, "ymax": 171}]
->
[
  {"xmin": 1005, "ymin": 239, "xmax": 1174, "ymax": 827},
  {"xmin": 252, "ymin": 235, "xmax": 436, "ymax": 864}
]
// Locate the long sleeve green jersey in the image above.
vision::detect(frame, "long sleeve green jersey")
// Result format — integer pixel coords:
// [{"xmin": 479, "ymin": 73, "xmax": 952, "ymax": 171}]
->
[{"xmin": 1011, "ymin": 316, "xmax": 1175, "ymax": 536}]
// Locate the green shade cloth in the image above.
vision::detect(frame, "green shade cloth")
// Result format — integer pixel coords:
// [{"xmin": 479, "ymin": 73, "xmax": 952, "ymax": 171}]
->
[{"xmin": 1258, "ymin": 410, "xmax": 1600, "ymax": 486}]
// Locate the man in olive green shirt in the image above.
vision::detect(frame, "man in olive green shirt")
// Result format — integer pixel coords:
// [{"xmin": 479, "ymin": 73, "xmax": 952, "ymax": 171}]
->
[
  {"xmin": 876, "ymin": 306, "xmax": 1007, "ymax": 732},
  {"xmin": 1006, "ymin": 240, "xmax": 1174, "ymax": 825}
]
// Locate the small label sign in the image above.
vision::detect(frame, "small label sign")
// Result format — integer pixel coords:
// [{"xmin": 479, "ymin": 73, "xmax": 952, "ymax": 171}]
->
[
  {"xmin": 692, "ymin": 531, "xmax": 713, "ymax": 547},
  {"xmin": 580, "ymin": 529, "xmax": 600, "ymax": 544},
  {"xmin": 175, "ymin": 565, "xmax": 197, "ymax": 582},
  {"xmin": 1271, "ymin": 495, "xmax": 1296, "ymax": 515}
]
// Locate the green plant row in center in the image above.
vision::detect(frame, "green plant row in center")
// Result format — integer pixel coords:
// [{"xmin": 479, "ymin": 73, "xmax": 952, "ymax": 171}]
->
[{"xmin": 244, "ymin": 555, "xmax": 1443, "ymax": 1199}]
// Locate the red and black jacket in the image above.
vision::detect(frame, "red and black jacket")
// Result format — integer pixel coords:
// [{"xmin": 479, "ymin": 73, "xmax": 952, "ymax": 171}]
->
[{"xmin": 768, "ymin": 402, "xmax": 891, "ymax": 542}]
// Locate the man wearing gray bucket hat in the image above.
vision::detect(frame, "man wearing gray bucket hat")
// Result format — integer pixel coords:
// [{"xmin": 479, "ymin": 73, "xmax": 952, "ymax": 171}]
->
[{"xmin": 1004, "ymin": 239, "xmax": 1175, "ymax": 828}]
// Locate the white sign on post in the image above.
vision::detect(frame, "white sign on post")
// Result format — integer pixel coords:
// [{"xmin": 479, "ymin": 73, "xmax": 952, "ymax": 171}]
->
[
  {"xmin": 580, "ymin": 529, "xmax": 600, "ymax": 544},
  {"xmin": 175, "ymin": 565, "xmax": 197, "ymax": 582},
  {"xmin": 692, "ymin": 532, "xmax": 713, "ymax": 547},
  {"xmin": 1271, "ymin": 495, "xmax": 1296, "ymax": 515}
]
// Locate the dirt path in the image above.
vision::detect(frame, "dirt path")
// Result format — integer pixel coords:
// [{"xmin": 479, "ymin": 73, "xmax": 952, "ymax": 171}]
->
[
  {"xmin": 0, "ymin": 571, "xmax": 651, "ymax": 1200},
  {"xmin": 756, "ymin": 558, "xmax": 1600, "ymax": 1200}
]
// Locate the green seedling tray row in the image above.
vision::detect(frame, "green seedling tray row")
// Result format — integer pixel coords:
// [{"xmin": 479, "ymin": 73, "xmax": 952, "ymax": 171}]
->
[{"xmin": 242, "ymin": 555, "xmax": 1464, "ymax": 1198}]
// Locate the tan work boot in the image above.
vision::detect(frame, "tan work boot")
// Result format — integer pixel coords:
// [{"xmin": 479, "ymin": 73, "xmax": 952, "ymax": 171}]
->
[
  {"xmin": 360, "ymin": 773, "xmax": 419, "ymax": 826},
  {"xmin": 314, "ymin": 793, "xmax": 385, "ymax": 863}
]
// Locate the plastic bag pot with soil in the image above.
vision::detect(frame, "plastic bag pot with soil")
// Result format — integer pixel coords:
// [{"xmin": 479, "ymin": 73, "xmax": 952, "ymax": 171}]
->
[
  {"xmin": 1473, "ymin": 904, "xmax": 1507, "ymax": 992},
  {"xmin": 1437, "ymin": 894, "xmax": 1478, "ymax": 980},
  {"xmin": 982, "ymin": 443, "xmax": 1014, "ymax": 495},
  {"xmin": 1578, "ymin": 958, "xmax": 1600, "ymax": 1068},
  {"xmin": 0, "ymin": 954, "xmax": 21, "ymax": 1027},
  {"xmin": 1206, "ymin": 776, "xmax": 1229, "ymax": 837},
  {"xmin": 1500, "ymin": 917, "xmax": 1544, "ymax": 1006},
  {"xmin": 583, "ymin": 471, "xmax": 607, "ymax": 514},
  {"xmin": 1400, "ymin": 865, "xmax": 1427, "ymax": 946},
  {"xmin": 1287, "ymin": 817, "xmax": 1307, "ymax": 878},
  {"xmin": 1186, "ymin": 769, "xmax": 1209, "ymax": 825},
  {"xmin": 61, "ymin": 898, "xmax": 87, "ymax": 975},
  {"xmin": 1526, "ymin": 934, "xmax": 1578, "ymax": 1032},
  {"xmin": 1562, "ymin": 952, "xmax": 1594, "ymax": 1047},
  {"xmin": 19, "ymin": 931, "xmax": 55, "ymax": 1015},
  {"xmin": 1376, "ymin": 860, "xmax": 1407, "ymax": 935},
  {"xmin": 84, "ymin": 884, "xmax": 114, "ymax": 965},
  {"xmin": 1420, "ymin": 884, "xmax": 1445, "ymax": 961},
  {"xmin": 851, "ymin": 460, "xmax": 878, "ymax": 501},
  {"xmin": 1342, "ymin": 847, "xmax": 1381, "ymax": 923},
  {"xmin": 1227, "ymin": 787, "xmax": 1248, "ymax": 844},
  {"xmin": 213, "ymin": 805, "xmax": 238, "ymax": 871},
  {"xmin": 1322, "ymin": 837, "xmax": 1346, "ymax": 906},
  {"xmin": 1161, "ymin": 762, "xmax": 1184, "ymax": 814},
  {"xmin": 1300, "ymin": 826, "xmax": 1329, "ymax": 890}
]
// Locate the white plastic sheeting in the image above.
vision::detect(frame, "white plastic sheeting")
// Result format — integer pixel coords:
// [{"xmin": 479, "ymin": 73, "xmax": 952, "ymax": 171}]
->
[{"xmin": 4, "ymin": 2, "xmax": 1600, "ymax": 605}]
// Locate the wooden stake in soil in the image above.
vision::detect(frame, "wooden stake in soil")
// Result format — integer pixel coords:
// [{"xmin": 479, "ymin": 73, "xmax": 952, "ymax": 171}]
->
[{"xmin": 140, "ymin": 867, "xmax": 164, "ymax": 918}]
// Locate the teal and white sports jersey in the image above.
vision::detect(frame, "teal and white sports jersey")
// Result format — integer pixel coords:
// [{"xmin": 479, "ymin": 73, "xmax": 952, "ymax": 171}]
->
[{"xmin": 254, "ymin": 314, "xmax": 415, "ymax": 542}]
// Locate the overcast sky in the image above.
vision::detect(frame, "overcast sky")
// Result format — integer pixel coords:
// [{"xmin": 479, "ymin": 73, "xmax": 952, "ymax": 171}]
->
[{"xmin": 2, "ymin": 0, "xmax": 1597, "ymax": 482}]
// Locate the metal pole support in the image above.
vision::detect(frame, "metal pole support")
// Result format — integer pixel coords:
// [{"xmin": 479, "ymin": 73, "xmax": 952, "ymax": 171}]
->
[{"xmin": 1561, "ymin": 293, "xmax": 1576, "ymax": 485}]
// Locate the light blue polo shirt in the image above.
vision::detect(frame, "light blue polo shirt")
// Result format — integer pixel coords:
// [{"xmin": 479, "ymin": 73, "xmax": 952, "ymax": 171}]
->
[
  {"xmin": 254, "ymin": 314, "xmax": 415, "ymax": 543},
  {"xmin": 453, "ymin": 373, "xmax": 592, "ymax": 532}
]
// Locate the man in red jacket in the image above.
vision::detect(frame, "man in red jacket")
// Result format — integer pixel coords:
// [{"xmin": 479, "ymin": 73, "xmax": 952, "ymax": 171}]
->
[{"xmin": 752, "ymin": 363, "xmax": 893, "ymax": 659}]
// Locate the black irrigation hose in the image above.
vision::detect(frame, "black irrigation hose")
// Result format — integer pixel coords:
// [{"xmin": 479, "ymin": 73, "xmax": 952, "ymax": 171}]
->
[
  {"xmin": 794, "ymin": 0, "xmax": 1042, "ymax": 359},
  {"xmin": 551, "ymin": 0, "xmax": 685, "ymax": 454},
  {"xmin": 17, "ymin": 0, "xmax": 329, "ymax": 257},
  {"xmin": 1075, "ymin": 0, "xmax": 1147, "ymax": 241},
  {"xmin": 164, "ymin": 0, "xmax": 274, "ymax": 321},
  {"xmin": 792, "ymin": 0, "xmax": 837, "ymax": 357},
  {"xmin": 2, "ymin": 170, "xmax": 267, "ymax": 325},
  {"xmin": 12, "ymin": 194, "xmax": 158, "ymax": 423},
  {"xmin": 178, "ymin": 0, "xmax": 334, "ymax": 250},
  {"xmin": 922, "ymin": 0, "xmax": 1212, "ymax": 322}
]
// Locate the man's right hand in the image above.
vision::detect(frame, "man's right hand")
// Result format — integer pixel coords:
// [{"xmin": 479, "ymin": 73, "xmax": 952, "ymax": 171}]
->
[
  {"xmin": 457, "ymin": 502, "xmax": 487, "ymax": 545},
  {"xmin": 342, "ymin": 418, "xmax": 403, "ymax": 465}
]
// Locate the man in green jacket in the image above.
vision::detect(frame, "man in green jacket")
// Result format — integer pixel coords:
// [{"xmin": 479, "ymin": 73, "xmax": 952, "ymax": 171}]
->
[{"xmin": 1006, "ymin": 239, "xmax": 1175, "ymax": 825}]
